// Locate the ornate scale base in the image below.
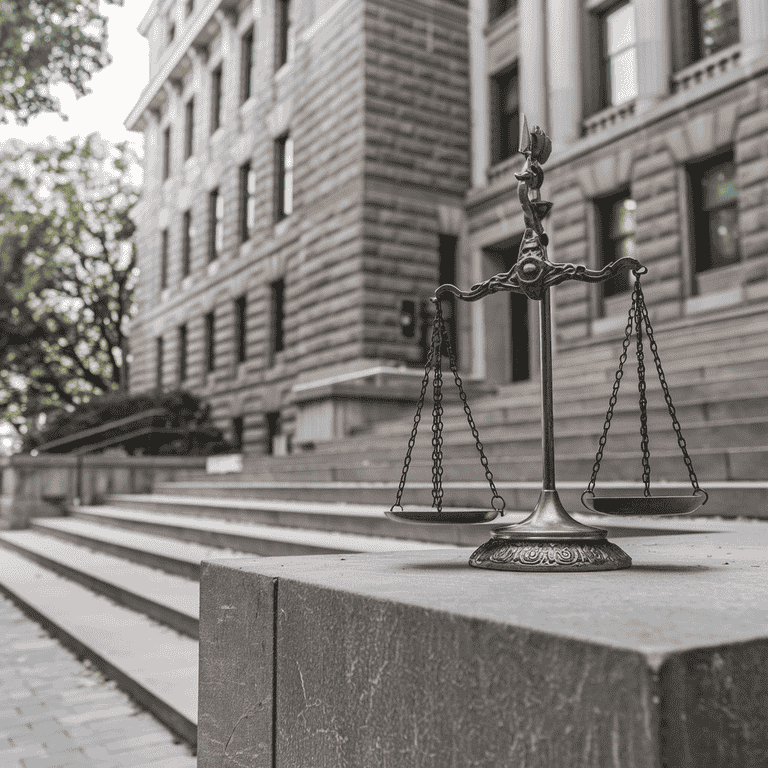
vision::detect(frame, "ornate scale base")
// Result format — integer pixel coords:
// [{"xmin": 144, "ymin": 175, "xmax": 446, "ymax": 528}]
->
[{"xmin": 468, "ymin": 490, "xmax": 632, "ymax": 573}]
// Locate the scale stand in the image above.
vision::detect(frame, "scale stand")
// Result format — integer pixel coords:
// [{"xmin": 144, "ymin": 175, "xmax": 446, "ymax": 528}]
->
[{"xmin": 387, "ymin": 117, "xmax": 707, "ymax": 572}]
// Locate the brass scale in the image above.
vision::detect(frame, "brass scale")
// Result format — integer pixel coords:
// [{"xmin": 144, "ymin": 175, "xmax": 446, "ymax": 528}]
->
[{"xmin": 386, "ymin": 118, "xmax": 708, "ymax": 572}]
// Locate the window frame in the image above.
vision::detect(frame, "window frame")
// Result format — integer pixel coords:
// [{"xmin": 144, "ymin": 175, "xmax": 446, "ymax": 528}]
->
[
  {"xmin": 688, "ymin": 149, "xmax": 740, "ymax": 275},
  {"xmin": 240, "ymin": 26, "xmax": 254, "ymax": 105},
  {"xmin": 595, "ymin": 188, "xmax": 637, "ymax": 307},
  {"xmin": 210, "ymin": 64, "xmax": 223, "ymax": 134},
  {"xmin": 599, "ymin": 1, "xmax": 638, "ymax": 109},
  {"xmin": 275, "ymin": 0, "xmax": 291, "ymax": 71},
  {"xmin": 489, "ymin": 64, "xmax": 520, "ymax": 166}
]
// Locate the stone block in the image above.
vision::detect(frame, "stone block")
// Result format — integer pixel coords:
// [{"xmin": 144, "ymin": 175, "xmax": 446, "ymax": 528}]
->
[{"xmin": 199, "ymin": 518, "xmax": 768, "ymax": 768}]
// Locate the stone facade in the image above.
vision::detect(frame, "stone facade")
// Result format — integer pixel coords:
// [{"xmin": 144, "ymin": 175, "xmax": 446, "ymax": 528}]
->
[{"xmin": 126, "ymin": 0, "xmax": 470, "ymax": 452}]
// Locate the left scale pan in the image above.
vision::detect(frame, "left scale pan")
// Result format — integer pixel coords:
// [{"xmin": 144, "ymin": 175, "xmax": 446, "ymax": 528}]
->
[{"xmin": 386, "ymin": 506, "xmax": 501, "ymax": 524}]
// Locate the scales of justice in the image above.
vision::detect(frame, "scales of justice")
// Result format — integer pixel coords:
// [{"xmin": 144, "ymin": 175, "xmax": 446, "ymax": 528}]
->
[{"xmin": 386, "ymin": 116, "xmax": 708, "ymax": 572}]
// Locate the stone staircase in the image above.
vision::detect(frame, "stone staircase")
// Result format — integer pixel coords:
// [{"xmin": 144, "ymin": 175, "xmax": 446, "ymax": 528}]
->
[{"xmin": 0, "ymin": 301, "xmax": 766, "ymax": 753}]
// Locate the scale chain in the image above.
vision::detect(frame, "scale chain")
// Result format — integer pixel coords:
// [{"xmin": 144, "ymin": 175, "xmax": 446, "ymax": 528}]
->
[
  {"xmin": 389, "ymin": 306, "xmax": 438, "ymax": 512},
  {"xmin": 586, "ymin": 278, "xmax": 639, "ymax": 495},
  {"xmin": 636, "ymin": 283, "xmax": 705, "ymax": 500},
  {"xmin": 431, "ymin": 303, "xmax": 445, "ymax": 510},
  {"xmin": 635, "ymin": 289, "xmax": 651, "ymax": 497}
]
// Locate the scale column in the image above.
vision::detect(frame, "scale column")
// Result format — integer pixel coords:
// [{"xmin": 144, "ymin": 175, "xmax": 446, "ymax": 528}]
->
[{"xmin": 539, "ymin": 286, "xmax": 556, "ymax": 491}]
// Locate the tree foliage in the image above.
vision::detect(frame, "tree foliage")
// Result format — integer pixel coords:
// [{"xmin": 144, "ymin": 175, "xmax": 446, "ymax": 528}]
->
[
  {"xmin": 0, "ymin": 133, "xmax": 140, "ymax": 438},
  {"xmin": 0, "ymin": 0, "xmax": 121, "ymax": 125}
]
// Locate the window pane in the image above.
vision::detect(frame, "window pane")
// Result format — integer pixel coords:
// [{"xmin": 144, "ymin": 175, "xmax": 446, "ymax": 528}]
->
[
  {"xmin": 709, "ymin": 206, "xmax": 739, "ymax": 266},
  {"xmin": 606, "ymin": 3, "xmax": 635, "ymax": 55},
  {"xmin": 698, "ymin": 0, "xmax": 740, "ymax": 58},
  {"xmin": 702, "ymin": 161, "xmax": 737, "ymax": 209},
  {"xmin": 610, "ymin": 198, "xmax": 637, "ymax": 237},
  {"xmin": 609, "ymin": 47, "xmax": 638, "ymax": 105}
]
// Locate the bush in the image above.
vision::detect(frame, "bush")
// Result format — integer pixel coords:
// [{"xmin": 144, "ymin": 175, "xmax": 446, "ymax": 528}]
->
[{"xmin": 24, "ymin": 390, "xmax": 234, "ymax": 456}]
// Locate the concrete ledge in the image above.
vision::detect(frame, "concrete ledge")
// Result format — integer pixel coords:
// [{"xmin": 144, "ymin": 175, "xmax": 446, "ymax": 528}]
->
[{"xmin": 199, "ymin": 518, "xmax": 768, "ymax": 767}]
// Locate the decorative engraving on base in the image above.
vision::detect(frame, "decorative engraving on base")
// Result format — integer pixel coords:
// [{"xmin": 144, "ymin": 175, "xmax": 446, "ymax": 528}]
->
[{"xmin": 469, "ymin": 539, "xmax": 632, "ymax": 572}]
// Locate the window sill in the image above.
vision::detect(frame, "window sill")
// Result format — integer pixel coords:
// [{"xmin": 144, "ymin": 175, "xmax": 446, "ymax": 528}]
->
[
  {"xmin": 671, "ymin": 43, "xmax": 742, "ymax": 96},
  {"xmin": 582, "ymin": 99, "xmax": 636, "ymax": 138},
  {"xmin": 274, "ymin": 215, "xmax": 292, "ymax": 237},
  {"xmin": 274, "ymin": 61, "xmax": 293, "ymax": 82},
  {"xmin": 181, "ymin": 275, "xmax": 193, "ymax": 291}
]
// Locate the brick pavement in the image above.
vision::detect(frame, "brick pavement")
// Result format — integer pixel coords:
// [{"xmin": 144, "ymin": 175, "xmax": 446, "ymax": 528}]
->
[{"xmin": 0, "ymin": 593, "xmax": 196, "ymax": 768}]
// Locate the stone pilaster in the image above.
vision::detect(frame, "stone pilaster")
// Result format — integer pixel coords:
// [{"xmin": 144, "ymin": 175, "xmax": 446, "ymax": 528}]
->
[
  {"xmin": 547, "ymin": 0, "xmax": 580, "ymax": 147},
  {"xmin": 519, "ymin": 0, "xmax": 548, "ymax": 130},
  {"xmin": 739, "ymin": 0, "xmax": 768, "ymax": 66},
  {"xmin": 634, "ymin": 0, "xmax": 670, "ymax": 112}
]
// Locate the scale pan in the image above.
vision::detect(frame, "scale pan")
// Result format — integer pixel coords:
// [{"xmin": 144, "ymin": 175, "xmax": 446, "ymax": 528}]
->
[
  {"xmin": 582, "ymin": 495, "xmax": 706, "ymax": 516},
  {"xmin": 386, "ymin": 507, "xmax": 500, "ymax": 524}
]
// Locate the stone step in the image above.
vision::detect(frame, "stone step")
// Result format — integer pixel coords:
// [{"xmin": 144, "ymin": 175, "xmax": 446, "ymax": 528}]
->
[
  {"xmin": 0, "ymin": 528, "xmax": 201, "ymax": 639},
  {"xmin": 73, "ymin": 504, "xmax": 455, "ymax": 554},
  {"xmin": 0, "ymin": 546, "xmax": 198, "ymax": 746}
]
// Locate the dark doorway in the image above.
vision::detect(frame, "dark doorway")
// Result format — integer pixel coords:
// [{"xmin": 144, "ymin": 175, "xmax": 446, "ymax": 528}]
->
[{"xmin": 483, "ymin": 234, "xmax": 530, "ymax": 383}]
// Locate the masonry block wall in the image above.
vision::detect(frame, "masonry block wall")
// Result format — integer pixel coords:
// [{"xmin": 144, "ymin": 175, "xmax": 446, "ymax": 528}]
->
[{"xmin": 127, "ymin": 0, "xmax": 470, "ymax": 452}]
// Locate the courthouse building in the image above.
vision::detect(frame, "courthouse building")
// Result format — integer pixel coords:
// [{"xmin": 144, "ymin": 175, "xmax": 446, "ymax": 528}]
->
[{"xmin": 125, "ymin": 0, "xmax": 768, "ymax": 453}]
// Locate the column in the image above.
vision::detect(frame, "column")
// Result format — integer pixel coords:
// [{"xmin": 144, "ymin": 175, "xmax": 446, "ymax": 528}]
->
[
  {"xmin": 469, "ymin": 0, "xmax": 488, "ymax": 188},
  {"xmin": 519, "ymin": 0, "xmax": 549, "ymax": 132},
  {"xmin": 634, "ymin": 0, "xmax": 670, "ymax": 112},
  {"xmin": 547, "ymin": 0, "xmax": 581, "ymax": 147},
  {"xmin": 739, "ymin": 0, "xmax": 768, "ymax": 66}
]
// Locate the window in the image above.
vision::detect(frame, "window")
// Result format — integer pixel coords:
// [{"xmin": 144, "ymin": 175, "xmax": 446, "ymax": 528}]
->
[
  {"xmin": 239, "ymin": 161, "xmax": 257, "ymax": 242},
  {"xmin": 184, "ymin": 97, "xmax": 194, "ymax": 160},
  {"xmin": 601, "ymin": 2, "xmax": 638, "ymax": 108},
  {"xmin": 269, "ymin": 278, "xmax": 285, "ymax": 363},
  {"xmin": 240, "ymin": 27, "xmax": 254, "ymax": 104},
  {"xmin": 439, "ymin": 234, "xmax": 458, "ymax": 357},
  {"xmin": 185, "ymin": 0, "xmax": 194, "ymax": 17},
  {"xmin": 177, "ymin": 324, "xmax": 188, "ymax": 383},
  {"xmin": 275, "ymin": 0, "xmax": 292, "ymax": 70},
  {"xmin": 182, "ymin": 209, "xmax": 192, "ymax": 277},
  {"xmin": 235, "ymin": 294, "xmax": 248, "ymax": 363},
  {"xmin": 275, "ymin": 135, "xmax": 294, "ymax": 220},
  {"xmin": 162, "ymin": 126, "xmax": 171, "ymax": 180},
  {"xmin": 205, "ymin": 311, "xmax": 216, "ymax": 373},
  {"xmin": 167, "ymin": 20, "xmax": 175, "ymax": 46},
  {"xmin": 489, "ymin": 0, "xmax": 515, "ymax": 22},
  {"xmin": 159, "ymin": 229, "xmax": 169, "ymax": 290},
  {"xmin": 231, "ymin": 416, "xmax": 244, "ymax": 452},
  {"xmin": 156, "ymin": 336, "xmax": 164, "ymax": 390},
  {"xmin": 690, "ymin": 152, "xmax": 739, "ymax": 274},
  {"xmin": 210, "ymin": 64, "xmax": 223, "ymax": 133},
  {"xmin": 208, "ymin": 188, "xmax": 224, "ymax": 262},
  {"xmin": 265, "ymin": 411, "xmax": 281, "ymax": 455},
  {"xmin": 490, "ymin": 65, "xmax": 519, "ymax": 165},
  {"xmin": 596, "ymin": 191, "xmax": 637, "ymax": 299}
]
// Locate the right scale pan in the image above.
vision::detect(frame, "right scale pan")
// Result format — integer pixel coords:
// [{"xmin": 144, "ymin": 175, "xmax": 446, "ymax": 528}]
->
[{"xmin": 581, "ymin": 495, "xmax": 707, "ymax": 516}]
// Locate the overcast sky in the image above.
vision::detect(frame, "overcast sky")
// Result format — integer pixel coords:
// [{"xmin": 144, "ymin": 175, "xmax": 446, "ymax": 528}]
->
[{"xmin": 0, "ymin": 0, "xmax": 151, "ymax": 150}]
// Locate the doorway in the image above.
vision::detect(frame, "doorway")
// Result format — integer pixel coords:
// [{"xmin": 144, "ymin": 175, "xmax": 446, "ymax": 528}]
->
[{"xmin": 483, "ymin": 234, "xmax": 531, "ymax": 383}]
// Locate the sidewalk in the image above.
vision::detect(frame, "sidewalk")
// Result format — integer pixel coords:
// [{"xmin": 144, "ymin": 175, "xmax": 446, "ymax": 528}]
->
[{"xmin": 0, "ymin": 593, "xmax": 196, "ymax": 768}]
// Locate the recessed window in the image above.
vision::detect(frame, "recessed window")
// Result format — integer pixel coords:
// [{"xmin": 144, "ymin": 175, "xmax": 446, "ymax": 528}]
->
[
  {"xmin": 156, "ymin": 336, "xmax": 164, "ymax": 390},
  {"xmin": 489, "ymin": 0, "xmax": 515, "ymax": 22},
  {"xmin": 208, "ymin": 188, "xmax": 224, "ymax": 262},
  {"xmin": 690, "ymin": 152, "xmax": 739, "ymax": 274},
  {"xmin": 159, "ymin": 229, "xmax": 169, "ymax": 291},
  {"xmin": 182, "ymin": 209, "xmax": 192, "ymax": 277},
  {"xmin": 205, "ymin": 311, "xmax": 216, "ymax": 373},
  {"xmin": 177, "ymin": 324, "xmax": 188, "ymax": 383},
  {"xmin": 232, "ymin": 416, "xmax": 244, "ymax": 452},
  {"xmin": 269, "ymin": 278, "xmax": 285, "ymax": 363},
  {"xmin": 596, "ymin": 191, "xmax": 637, "ymax": 299},
  {"xmin": 694, "ymin": 0, "xmax": 740, "ymax": 60},
  {"xmin": 162, "ymin": 126, "xmax": 171, "ymax": 180},
  {"xmin": 184, "ymin": 97, "xmax": 194, "ymax": 160},
  {"xmin": 490, "ymin": 65, "xmax": 519, "ymax": 165},
  {"xmin": 601, "ymin": 2, "xmax": 638, "ymax": 108},
  {"xmin": 240, "ymin": 26, "xmax": 254, "ymax": 104},
  {"xmin": 235, "ymin": 294, "xmax": 247, "ymax": 363},
  {"xmin": 239, "ymin": 161, "xmax": 257, "ymax": 243},
  {"xmin": 210, "ymin": 64, "xmax": 223, "ymax": 133},
  {"xmin": 265, "ymin": 411, "xmax": 281, "ymax": 455},
  {"xmin": 167, "ymin": 20, "xmax": 175, "ymax": 46},
  {"xmin": 275, "ymin": 135, "xmax": 294, "ymax": 220},
  {"xmin": 185, "ymin": 0, "xmax": 194, "ymax": 17},
  {"xmin": 275, "ymin": 0, "xmax": 292, "ymax": 70}
]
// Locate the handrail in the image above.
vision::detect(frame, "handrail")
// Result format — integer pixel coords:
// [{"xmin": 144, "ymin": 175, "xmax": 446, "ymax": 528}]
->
[{"xmin": 35, "ymin": 408, "xmax": 168, "ymax": 453}]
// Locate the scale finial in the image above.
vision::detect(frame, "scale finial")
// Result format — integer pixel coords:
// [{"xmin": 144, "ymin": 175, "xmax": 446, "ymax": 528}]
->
[{"xmin": 519, "ymin": 114, "xmax": 532, "ymax": 156}]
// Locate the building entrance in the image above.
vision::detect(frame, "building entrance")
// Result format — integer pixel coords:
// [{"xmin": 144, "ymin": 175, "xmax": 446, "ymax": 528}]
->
[{"xmin": 482, "ymin": 235, "xmax": 530, "ymax": 383}]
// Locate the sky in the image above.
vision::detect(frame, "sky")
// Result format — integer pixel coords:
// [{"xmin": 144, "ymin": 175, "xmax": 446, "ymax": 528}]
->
[{"xmin": 0, "ymin": 0, "xmax": 152, "ymax": 150}]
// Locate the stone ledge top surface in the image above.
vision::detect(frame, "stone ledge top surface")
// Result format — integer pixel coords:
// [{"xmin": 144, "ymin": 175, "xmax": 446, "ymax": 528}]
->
[{"xmin": 205, "ymin": 516, "xmax": 768, "ymax": 667}]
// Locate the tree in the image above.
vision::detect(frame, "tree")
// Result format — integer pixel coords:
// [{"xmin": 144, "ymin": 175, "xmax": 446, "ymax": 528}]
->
[
  {"xmin": 0, "ymin": 0, "xmax": 121, "ymax": 125},
  {"xmin": 0, "ymin": 133, "xmax": 140, "ymax": 439}
]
